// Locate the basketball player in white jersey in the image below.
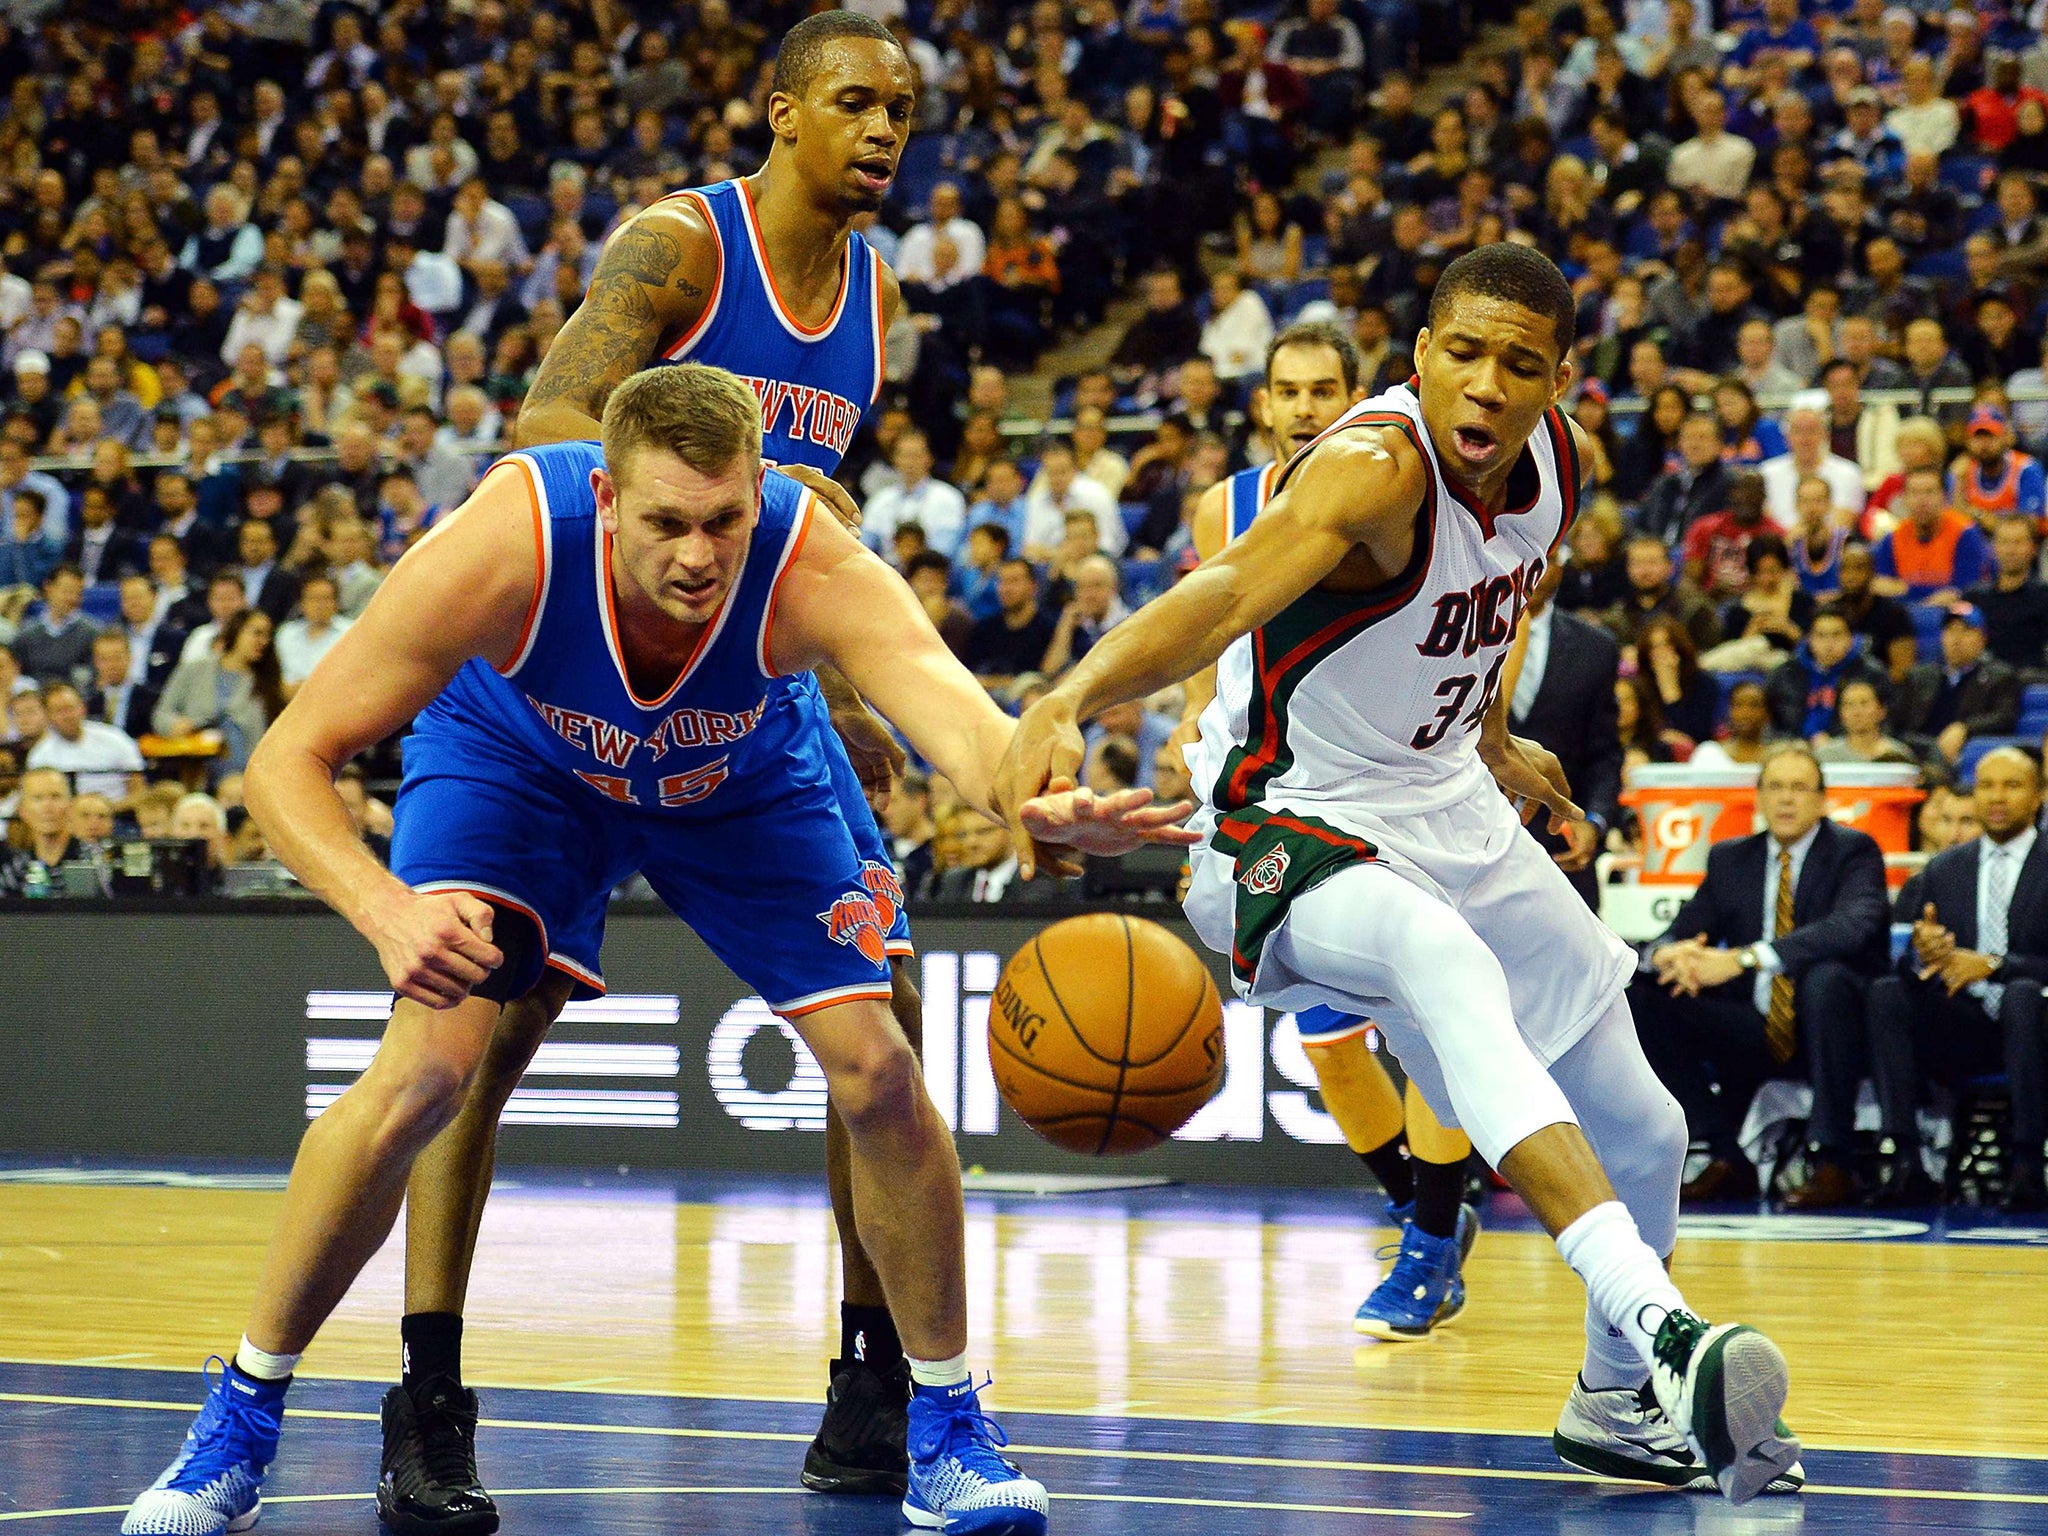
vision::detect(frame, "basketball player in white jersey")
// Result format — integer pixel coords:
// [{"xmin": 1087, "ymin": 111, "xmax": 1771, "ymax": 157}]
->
[
  {"xmin": 1180, "ymin": 321, "xmax": 1484, "ymax": 1343},
  {"xmin": 996, "ymin": 245, "xmax": 1803, "ymax": 1504}
]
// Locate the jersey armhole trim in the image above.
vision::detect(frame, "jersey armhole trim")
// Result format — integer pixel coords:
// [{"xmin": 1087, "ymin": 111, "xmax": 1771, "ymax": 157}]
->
[
  {"xmin": 496, "ymin": 455, "xmax": 553, "ymax": 678},
  {"xmin": 737, "ymin": 177, "xmax": 851, "ymax": 341},
  {"xmin": 1545, "ymin": 407, "xmax": 1583, "ymax": 557},
  {"xmin": 659, "ymin": 189, "xmax": 725, "ymax": 361},
  {"xmin": 758, "ymin": 487, "xmax": 817, "ymax": 678},
  {"xmin": 870, "ymin": 253, "xmax": 886, "ymax": 406}
]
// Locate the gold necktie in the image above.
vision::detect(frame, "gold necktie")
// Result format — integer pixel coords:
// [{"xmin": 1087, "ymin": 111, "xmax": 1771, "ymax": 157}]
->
[{"xmin": 1766, "ymin": 850, "xmax": 1796, "ymax": 1063}]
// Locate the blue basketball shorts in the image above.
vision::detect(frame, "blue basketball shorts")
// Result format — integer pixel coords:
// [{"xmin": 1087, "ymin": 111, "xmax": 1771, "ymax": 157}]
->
[
  {"xmin": 796, "ymin": 673, "xmax": 914, "ymax": 957},
  {"xmin": 1292, "ymin": 1004, "xmax": 1375, "ymax": 1046},
  {"xmin": 389, "ymin": 747, "xmax": 901, "ymax": 1016}
]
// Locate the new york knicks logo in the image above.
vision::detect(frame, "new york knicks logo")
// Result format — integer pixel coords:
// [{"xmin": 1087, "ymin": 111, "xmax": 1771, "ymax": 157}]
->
[
  {"xmin": 1242, "ymin": 847, "xmax": 1290, "ymax": 896},
  {"xmin": 859, "ymin": 861, "xmax": 904, "ymax": 931},
  {"xmin": 820, "ymin": 890, "xmax": 889, "ymax": 965}
]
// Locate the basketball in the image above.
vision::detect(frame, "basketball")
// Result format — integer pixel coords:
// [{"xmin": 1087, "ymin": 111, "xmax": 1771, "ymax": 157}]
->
[{"xmin": 989, "ymin": 913, "xmax": 1225, "ymax": 1156}]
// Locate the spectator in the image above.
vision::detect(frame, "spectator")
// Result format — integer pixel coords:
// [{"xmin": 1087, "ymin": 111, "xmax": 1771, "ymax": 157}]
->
[
  {"xmin": 1950, "ymin": 406, "xmax": 2045, "ymax": 525},
  {"xmin": 154, "ymin": 608, "xmax": 282, "ymax": 773},
  {"xmin": 1766, "ymin": 605, "xmax": 1889, "ymax": 738},
  {"xmin": 896, "ymin": 182, "xmax": 986, "ymax": 336},
  {"xmin": 63, "ymin": 486, "xmax": 146, "ymax": 588},
  {"xmin": 1683, "ymin": 469, "xmax": 1773, "ymax": 602},
  {"xmin": 1708, "ymin": 378, "xmax": 1787, "ymax": 470},
  {"xmin": 325, "ymin": 517, "xmax": 385, "ymax": 621},
  {"xmin": 1266, "ymin": 0, "xmax": 1366, "ymax": 136},
  {"xmin": 1, "ymin": 488, "xmax": 60, "ymax": 591},
  {"xmin": 1614, "ymin": 383, "xmax": 1689, "ymax": 504},
  {"xmin": 395, "ymin": 406, "xmax": 480, "ymax": 512},
  {"xmin": 1813, "ymin": 676, "xmax": 1916, "ymax": 765},
  {"xmin": 1606, "ymin": 534, "xmax": 1722, "ymax": 655},
  {"xmin": 1637, "ymin": 615, "xmax": 1721, "ymax": 745},
  {"xmin": 966, "ymin": 459, "xmax": 1031, "ymax": 558},
  {"xmin": 72, "ymin": 355, "xmax": 151, "ymax": 451},
  {"xmin": 1200, "ymin": 267, "xmax": 1275, "ymax": 385},
  {"xmin": 883, "ymin": 770, "xmax": 938, "ymax": 901},
  {"xmin": 964, "ymin": 558, "xmax": 1059, "ymax": 685},
  {"xmin": 980, "ymin": 198, "xmax": 1060, "ymax": 367},
  {"xmin": 1638, "ymin": 412, "xmax": 1732, "ymax": 547},
  {"xmin": 1899, "ymin": 317, "xmax": 1974, "ymax": 432},
  {"xmin": 904, "ymin": 552, "xmax": 973, "ymax": 661},
  {"xmin": 1632, "ymin": 741, "xmax": 1888, "ymax": 1204},
  {"xmin": 956, "ymin": 525, "xmax": 1009, "ymax": 624},
  {"xmin": 1071, "ymin": 408, "xmax": 1131, "ymax": 504},
  {"xmin": 442, "ymin": 179, "xmax": 532, "ymax": 280},
  {"xmin": 1790, "ymin": 477, "xmax": 1851, "ymax": 596},
  {"xmin": 275, "ymin": 575, "xmax": 353, "ymax": 696},
  {"xmin": 180, "ymin": 571, "xmax": 249, "ymax": 666},
  {"xmin": 1041, "ymin": 554, "xmax": 1130, "ymax": 677},
  {"xmin": 179, "ymin": 186, "xmax": 263, "ymax": 285},
  {"xmin": 1558, "ymin": 509, "xmax": 1629, "ymax": 613},
  {"xmin": 864, "ymin": 431, "xmax": 969, "ymax": 561},
  {"xmin": 1761, "ymin": 404, "xmax": 1867, "ymax": 531},
  {"xmin": 66, "ymin": 790, "xmax": 113, "ymax": 847},
  {"xmin": 1668, "ymin": 88, "xmax": 1756, "ymax": 203},
  {"xmin": 11, "ymin": 565, "xmax": 97, "ymax": 687},
  {"xmin": 1865, "ymin": 414, "xmax": 1949, "ymax": 531},
  {"xmin": 4, "ymin": 766, "xmax": 78, "ymax": 875},
  {"xmin": 1965, "ymin": 517, "xmax": 2048, "ymax": 673},
  {"xmin": 1720, "ymin": 533, "xmax": 1816, "ymax": 661},
  {"xmin": 1691, "ymin": 679, "xmax": 1774, "ymax": 768},
  {"xmin": 0, "ymin": 436, "xmax": 70, "ymax": 543},
  {"xmin": 84, "ymin": 627, "xmax": 152, "ymax": 741},
  {"xmin": 934, "ymin": 809, "xmax": 1048, "ymax": 902},
  {"xmin": 1108, "ymin": 267, "xmax": 1202, "ymax": 394},
  {"xmin": 235, "ymin": 519, "xmax": 302, "ymax": 626},
  {"xmin": 1893, "ymin": 601, "xmax": 2022, "ymax": 765},
  {"xmin": 1817, "ymin": 359, "xmax": 1901, "ymax": 495},
  {"xmin": 1867, "ymin": 746, "xmax": 2048, "ymax": 1212},
  {"xmin": 24, "ymin": 682, "xmax": 144, "ymax": 804},
  {"xmin": 1024, "ymin": 440, "xmax": 1124, "ymax": 558},
  {"xmin": 1872, "ymin": 466, "xmax": 1991, "ymax": 603},
  {"xmin": 219, "ymin": 268, "xmax": 303, "ymax": 369}
]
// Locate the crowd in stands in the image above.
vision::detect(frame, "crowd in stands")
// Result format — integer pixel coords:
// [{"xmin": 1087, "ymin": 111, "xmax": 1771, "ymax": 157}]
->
[{"xmin": 3, "ymin": 0, "xmax": 2047, "ymax": 1201}]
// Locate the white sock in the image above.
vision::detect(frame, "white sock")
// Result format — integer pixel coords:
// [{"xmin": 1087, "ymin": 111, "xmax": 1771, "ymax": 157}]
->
[
  {"xmin": 1581, "ymin": 1302, "xmax": 1650, "ymax": 1391},
  {"xmin": 1555, "ymin": 1203, "xmax": 1687, "ymax": 1376},
  {"xmin": 233, "ymin": 1335, "xmax": 301, "ymax": 1382},
  {"xmin": 906, "ymin": 1351, "xmax": 970, "ymax": 1390}
]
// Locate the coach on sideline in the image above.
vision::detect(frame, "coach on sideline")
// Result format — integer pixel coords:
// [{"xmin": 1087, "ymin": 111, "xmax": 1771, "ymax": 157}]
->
[{"xmin": 1629, "ymin": 741, "xmax": 1890, "ymax": 1208}]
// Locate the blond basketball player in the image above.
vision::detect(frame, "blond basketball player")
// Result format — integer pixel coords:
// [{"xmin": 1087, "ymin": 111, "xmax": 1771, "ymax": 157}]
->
[
  {"xmin": 1180, "ymin": 319, "xmax": 1483, "ymax": 1343},
  {"xmin": 996, "ymin": 245, "xmax": 1804, "ymax": 1503}
]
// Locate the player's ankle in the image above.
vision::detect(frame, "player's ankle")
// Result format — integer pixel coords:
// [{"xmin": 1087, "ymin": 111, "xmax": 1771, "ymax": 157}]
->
[{"xmin": 401, "ymin": 1311, "xmax": 465, "ymax": 1391}]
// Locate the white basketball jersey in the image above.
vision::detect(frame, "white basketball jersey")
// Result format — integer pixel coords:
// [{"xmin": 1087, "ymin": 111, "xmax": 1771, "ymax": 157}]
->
[{"xmin": 1189, "ymin": 383, "xmax": 1584, "ymax": 823}]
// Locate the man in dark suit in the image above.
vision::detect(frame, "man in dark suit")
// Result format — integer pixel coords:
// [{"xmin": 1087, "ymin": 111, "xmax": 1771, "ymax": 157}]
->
[
  {"xmin": 1892, "ymin": 601, "xmax": 2021, "ymax": 766},
  {"xmin": 1630, "ymin": 742, "xmax": 1890, "ymax": 1204},
  {"xmin": 1635, "ymin": 412, "xmax": 1731, "ymax": 548},
  {"xmin": 933, "ymin": 811, "xmax": 1061, "ymax": 903},
  {"xmin": 233, "ymin": 516, "xmax": 301, "ymax": 625},
  {"xmin": 1866, "ymin": 745, "xmax": 2048, "ymax": 1211},
  {"xmin": 83, "ymin": 630, "xmax": 153, "ymax": 739},
  {"xmin": 1510, "ymin": 557, "xmax": 1622, "ymax": 908},
  {"xmin": 62, "ymin": 485, "xmax": 148, "ymax": 586}
]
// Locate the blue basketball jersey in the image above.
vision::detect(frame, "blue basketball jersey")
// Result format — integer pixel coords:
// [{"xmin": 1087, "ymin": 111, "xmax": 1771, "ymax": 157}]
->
[
  {"xmin": 1224, "ymin": 461, "xmax": 1280, "ymax": 542},
  {"xmin": 411, "ymin": 441, "xmax": 828, "ymax": 817},
  {"xmin": 648, "ymin": 178, "xmax": 884, "ymax": 475}
]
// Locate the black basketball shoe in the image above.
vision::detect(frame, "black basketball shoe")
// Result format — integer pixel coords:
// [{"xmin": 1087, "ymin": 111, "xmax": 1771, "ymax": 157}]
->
[
  {"xmin": 800, "ymin": 1355, "xmax": 910, "ymax": 1495},
  {"xmin": 377, "ymin": 1377, "xmax": 500, "ymax": 1535}
]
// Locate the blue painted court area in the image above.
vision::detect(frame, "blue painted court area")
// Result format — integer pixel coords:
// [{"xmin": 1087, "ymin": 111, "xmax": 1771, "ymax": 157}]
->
[{"xmin": 3, "ymin": 1362, "xmax": 2046, "ymax": 1535}]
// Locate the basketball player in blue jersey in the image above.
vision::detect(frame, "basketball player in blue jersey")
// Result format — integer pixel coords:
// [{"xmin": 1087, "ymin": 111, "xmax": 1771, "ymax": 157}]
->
[
  {"xmin": 1179, "ymin": 321, "xmax": 1483, "ymax": 1343},
  {"xmin": 998, "ymin": 247, "xmax": 1805, "ymax": 1506},
  {"xmin": 382, "ymin": 14, "xmax": 927, "ymax": 1524},
  {"xmin": 123, "ymin": 365, "xmax": 1192, "ymax": 1536}
]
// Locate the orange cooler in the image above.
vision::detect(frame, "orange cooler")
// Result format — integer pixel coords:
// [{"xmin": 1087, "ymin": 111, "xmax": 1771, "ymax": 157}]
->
[{"xmin": 1620, "ymin": 763, "xmax": 1923, "ymax": 886}]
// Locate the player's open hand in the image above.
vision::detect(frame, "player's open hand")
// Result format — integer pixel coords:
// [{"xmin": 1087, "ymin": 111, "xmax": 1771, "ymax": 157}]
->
[
  {"xmin": 366, "ymin": 889, "xmax": 504, "ymax": 1009},
  {"xmin": 777, "ymin": 462, "xmax": 863, "ymax": 533},
  {"xmin": 1481, "ymin": 732, "xmax": 1582, "ymax": 833},
  {"xmin": 1020, "ymin": 785, "xmax": 1199, "ymax": 868},
  {"xmin": 995, "ymin": 693, "xmax": 1089, "ymax": 878}
]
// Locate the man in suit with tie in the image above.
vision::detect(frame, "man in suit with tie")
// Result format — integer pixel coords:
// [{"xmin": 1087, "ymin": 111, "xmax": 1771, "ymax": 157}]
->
[
  {"xmin": 1630, "ymin": 741, "xmax": 1891, "ymax": 1205},
  {"xmin": 1511, "ymin": 555, "xmax": 1623, "ymax": 908},
  {"xmin": 1866, "ymin": 745, "xmax": 2048, "ymax": 1211},
  {"xmin": 83, "ymin": 630, "xmax": 153, "ymax": 740}
]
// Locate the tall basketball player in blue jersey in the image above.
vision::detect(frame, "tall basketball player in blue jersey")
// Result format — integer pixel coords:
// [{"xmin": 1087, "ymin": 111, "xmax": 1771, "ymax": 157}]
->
[
  {"xmin": 123, "ymin": 365, "xmax": 1192, "ymax": 1536},
  {"xmin": 1177, "ymin": 322, "xmax": 1484, "ymax": 1344},
  {"xmin": 383, "ymin": 14, "xmax": 925, "ymax": 1525}
]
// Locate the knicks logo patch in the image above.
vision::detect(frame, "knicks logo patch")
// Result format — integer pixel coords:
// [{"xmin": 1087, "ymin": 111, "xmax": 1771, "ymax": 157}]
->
[
  {"xmin": 859, "ymin": 861, "xmax": 904, "ymax": 930},
  {"xmin": 820, "ymin": 891, "xmax": 889, "ymax": 965},
  {"xmin": 1242, "ymin": 847, "xmax": 1290, "ymax": 896}
]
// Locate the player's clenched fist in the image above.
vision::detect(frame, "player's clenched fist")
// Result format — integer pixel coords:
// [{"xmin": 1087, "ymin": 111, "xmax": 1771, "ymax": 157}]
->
[{"xmin": 364, "ymin": 890, "xmax": 505, "ymax": 1008}]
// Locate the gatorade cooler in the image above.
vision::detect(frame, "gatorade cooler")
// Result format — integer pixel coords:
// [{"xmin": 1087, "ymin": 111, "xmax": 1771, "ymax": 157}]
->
[{"xmin": 1620, "ymin": 762, "xmax": 1922, "ymax": 887}]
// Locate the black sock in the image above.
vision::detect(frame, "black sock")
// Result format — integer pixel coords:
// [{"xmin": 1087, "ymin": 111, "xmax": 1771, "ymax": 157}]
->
[
  {"xmin": 840, "ymin": 1303, "xmax": 902, "ymax": 1374},
  {"xmin": 401, "ymin": 1312, "xmax": 464, "ymax": 1392},
  {"xmin": 1412, "ymin": 1156, "xmax": 1464, "ymax": 1240},
  {"xmin": 1357, "ymin": 1137, "xmax": 1413, "ymax": 1208}
]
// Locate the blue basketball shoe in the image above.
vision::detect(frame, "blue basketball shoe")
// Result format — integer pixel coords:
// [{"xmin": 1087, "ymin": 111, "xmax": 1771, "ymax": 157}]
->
[
  {"xmin": 123, "ymin": 1359, "xmax": 285, "ymax": 1534},
  {"xmin": 902, "ymin": 1378, "xmax": 1048, "ymax": 1535},
  {"xmin": 1355, "ymin": 1222, "xmax": 1467, "ymax": 1341},
  {"xmin": 1383, "ymin": 1199, "xmax": 1482, "ymax": 1263}
]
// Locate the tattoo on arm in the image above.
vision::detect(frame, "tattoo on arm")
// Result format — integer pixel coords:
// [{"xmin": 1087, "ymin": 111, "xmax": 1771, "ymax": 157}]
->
[{"xmin": 521, "ymin": 222, "xmax": 699, "ymax": 422}]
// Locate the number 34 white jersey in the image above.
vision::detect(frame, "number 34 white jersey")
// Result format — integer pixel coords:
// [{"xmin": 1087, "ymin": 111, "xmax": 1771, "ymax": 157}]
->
[{"xmin": 1187, "ymin": 382, "xmax": 1585, "ymax": 826}]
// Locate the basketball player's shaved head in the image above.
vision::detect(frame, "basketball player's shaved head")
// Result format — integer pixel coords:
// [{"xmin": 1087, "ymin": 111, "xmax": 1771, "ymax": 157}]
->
[{"xmin": 771, "ymin": 9, "xmax": 907, "ymax": 99}]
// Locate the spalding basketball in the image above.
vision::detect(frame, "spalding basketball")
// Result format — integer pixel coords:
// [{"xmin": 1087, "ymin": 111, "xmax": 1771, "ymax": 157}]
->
[{"xmin": 989, "ymin": 914, "xmax": 1225, "ymax": 1155}]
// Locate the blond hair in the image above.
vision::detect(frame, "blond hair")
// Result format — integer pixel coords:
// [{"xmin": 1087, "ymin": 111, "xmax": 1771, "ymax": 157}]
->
[{"xmin": 600, "ymin": 363, "xmax": 763, "ymax": 485}]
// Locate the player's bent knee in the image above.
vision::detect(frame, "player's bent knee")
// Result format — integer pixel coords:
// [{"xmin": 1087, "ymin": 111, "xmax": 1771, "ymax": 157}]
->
[{"xmin": 828, "ymin": 1032, "xmax": 922, "ymax": 1135}]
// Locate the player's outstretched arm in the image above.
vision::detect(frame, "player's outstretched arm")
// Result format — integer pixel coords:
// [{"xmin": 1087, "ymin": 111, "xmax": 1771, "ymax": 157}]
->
[
  {"xmin": 996, "ymin": 431, "xmax": 1426, "ymax": 875},
  {"xmin": 765, "ymin": 494, "xmax": 1195, "ymax": 868},
  {"xmin": 513, "ymin": 202, "xmax": 717, "ymax": 447},
  {"xmin": 245, "ymin": 466, "xmax": 539, "ymax": 1004}
]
